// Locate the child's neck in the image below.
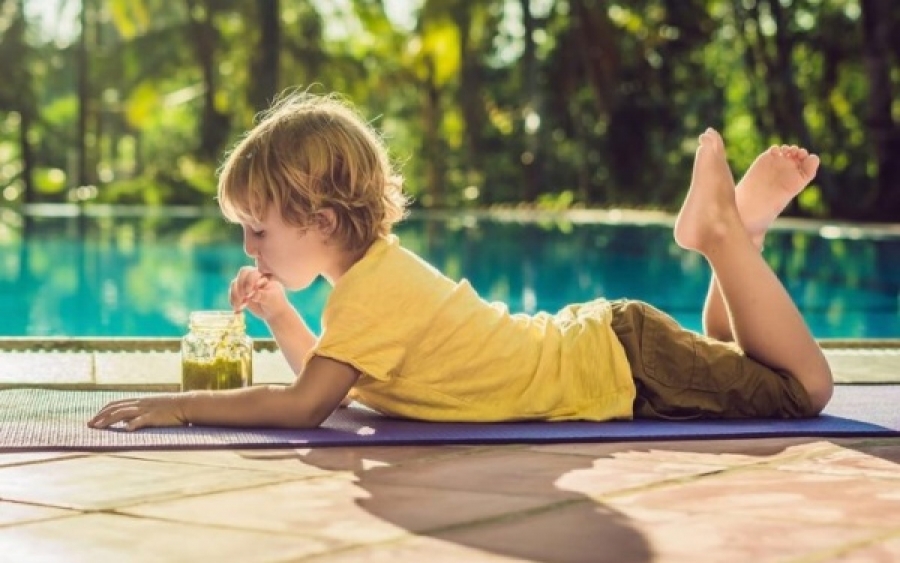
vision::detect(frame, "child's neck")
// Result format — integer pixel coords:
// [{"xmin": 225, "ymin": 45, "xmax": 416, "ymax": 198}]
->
[{"xmin": 322, "ymin": 241, "xmax": 373, "ymax": 285}]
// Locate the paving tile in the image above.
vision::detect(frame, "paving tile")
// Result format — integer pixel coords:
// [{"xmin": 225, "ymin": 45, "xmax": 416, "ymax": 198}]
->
[
  {"xmin": 609, "ymin": 511, "xmax": 874, "ymax": 563},
  {"xmin": 307, "ymin": 484, "xmax": 899, "ymax": 563},
  {"xmin": 602, "ymin": 465, "xmax": 900, "ymax": 528},
  {"xmin": 827, "ymin": 348, "xmax": 900, "ymax": 384},
  {"xmin": 123, "ymin": 477, "xmax": 404, "ymax": 546},
  {"xmin": 126, "ymin": 475, "xmax": 560, "ymax": 544},
  {"xmin": 435, "ymin": 500, "xmax": 878, "ymax": 563},
  {"xmin": 0, "ymin": 454, "xmax": 305, "ymax": 510},
  {"xmin": 93, "ymin": 351, "xmax": 180, "ymax": 389},
  {"xmin": 111, "ymin": 448, "xmax": 333, "ymax": 477},
  {"xmin": 287, "ymin": 444, "xmax": 483, "ymax": 472},
  {"xmin": 305, "ymin": 535, "xmax": 521, "ymax": 562},
  {"xmin": 1, "ymin": 512, "xmax": 332, "ymax": 563},
  {"xmin": 361, "ymin": 446, "xmax": 751, "ymax": 500},
  {"xmin": 112, "ymin": 445, "xmax": 477, "ymax": 476},
  {"xmin": 0, "ymin": 452, "xmax": 85, "ymax": 467},
  {"xmin": 831, "ymin": 532, "xmax": 900, "ymax": 562},
  {"xmin": 0, "ymin": 500, "xmax": 76, "ymax": 527},
  {"xmin": 359, "ymin": 448, "xmax": 593, "ymax": 498},
  {"xmin": 435, "ymin": 500, "xmax": 653, "ymax": 563},
  {"xmin": 548, "ymin": 447, "xmax": 746, "ymax": 498},
  {"xmin": 772, "ymin": 443, "xmax": 900, "ymax": 479},
  {"xmin": 836, "ymin": 438, "xmax": 900, "ymax": 464},
  {"xmin": 532, "ymin": 437, "xmax": 821, "ymax": 459},
  {"xmin": 251, "ymin": 350, "xmax": 296, "ymax": 384},
  {"xmin": 0, "ymin": 352, "xmax": 93, "ymax": 387}
]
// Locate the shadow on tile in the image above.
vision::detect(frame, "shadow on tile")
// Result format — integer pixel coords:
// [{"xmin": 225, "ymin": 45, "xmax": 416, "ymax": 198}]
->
[
  {"xmin": 244, "ymin": 446, "xmax": 656, "ymax": 563},
  {"xmin": 234, "ymin": 437, "xmax": 900, "ymax": 563}
]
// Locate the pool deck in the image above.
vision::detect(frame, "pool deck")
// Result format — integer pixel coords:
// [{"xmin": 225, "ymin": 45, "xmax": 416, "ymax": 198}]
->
[{"xmin": 1, "ymin": 341, "xmax": 899, "ymax": 562}]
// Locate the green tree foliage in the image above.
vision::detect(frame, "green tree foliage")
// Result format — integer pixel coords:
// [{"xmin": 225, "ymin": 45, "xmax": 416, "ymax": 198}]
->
[{"xmin": 0, "ymin": 0, "xmax": 897, "ymax": 220}]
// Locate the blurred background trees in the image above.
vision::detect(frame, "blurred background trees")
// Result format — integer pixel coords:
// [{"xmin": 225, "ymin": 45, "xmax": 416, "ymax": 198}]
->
[{"xmin": 0, "ymin": 0, "xmax": 898, "ymax": 221}]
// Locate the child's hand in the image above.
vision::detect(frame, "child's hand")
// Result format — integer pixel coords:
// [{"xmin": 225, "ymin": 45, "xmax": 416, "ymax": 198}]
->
[
  {"xmin": 229, "ymin": 267, "xmax": 291, "ymax": 322},
  {"xmin": 87, "ymin": 395, "xmax": 188, "ymax": 431}
]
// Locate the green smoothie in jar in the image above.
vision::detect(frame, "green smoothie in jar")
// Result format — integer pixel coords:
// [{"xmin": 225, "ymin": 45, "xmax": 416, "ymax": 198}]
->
[{"xmin": 181, "ymin": 311, "xmax": 253, "ymax": 391}]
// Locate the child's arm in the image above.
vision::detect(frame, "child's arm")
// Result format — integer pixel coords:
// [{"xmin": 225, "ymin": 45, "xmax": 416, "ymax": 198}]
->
[
  {"xmin": 87, "ymin": 356, "xmax": 359, "ymax": 431},
  {"xmin": 266, "ymin": 307, "xmax": 318, "ymax": 374},
  {"xmin": 230, "ymin": 268, "xmax": 316, "ymax": 374}
]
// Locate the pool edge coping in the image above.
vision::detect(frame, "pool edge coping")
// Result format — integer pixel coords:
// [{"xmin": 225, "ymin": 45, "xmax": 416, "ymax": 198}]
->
[{"xmin": 0, "ymin": 337, "xmax": 898, "ymax": 353}]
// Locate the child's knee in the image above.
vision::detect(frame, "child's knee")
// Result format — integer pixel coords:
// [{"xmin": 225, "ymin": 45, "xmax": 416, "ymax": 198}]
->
[{"xmin": 803, "ymin": 367, "xmax": 834, "ymax": 415}]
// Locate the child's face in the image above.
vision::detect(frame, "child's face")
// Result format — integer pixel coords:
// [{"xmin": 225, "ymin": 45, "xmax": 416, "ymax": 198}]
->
[{"xmin": 241, "ymin": 206, "xmax": 335, "ymax": 290}]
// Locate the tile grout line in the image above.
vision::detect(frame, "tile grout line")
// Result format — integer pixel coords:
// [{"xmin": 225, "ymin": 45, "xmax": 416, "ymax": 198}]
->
[
  {"xmin": 786, "ymin": 525, "xmax": 900, "ymax": 563},
  {"xmin": 587, "ymin": 440, "xmax": 879, "ymax": 503}
]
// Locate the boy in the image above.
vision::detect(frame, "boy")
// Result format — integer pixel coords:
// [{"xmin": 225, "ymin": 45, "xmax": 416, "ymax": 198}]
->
[{"xmin": 89, "ymin": 92, "xmax": 832, "ymax": 431}]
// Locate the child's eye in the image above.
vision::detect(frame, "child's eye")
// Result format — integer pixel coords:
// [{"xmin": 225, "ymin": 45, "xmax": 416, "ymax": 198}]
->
[{"xmin": 244, "ymin": 225, "xmax": 265, "ymax": 238}]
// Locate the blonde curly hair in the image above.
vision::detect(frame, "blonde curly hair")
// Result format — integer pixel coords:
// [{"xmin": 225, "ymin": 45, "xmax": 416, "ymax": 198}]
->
[{"xmin": 217, "ymin": 90, "xmax": 409, "ymax": 251}]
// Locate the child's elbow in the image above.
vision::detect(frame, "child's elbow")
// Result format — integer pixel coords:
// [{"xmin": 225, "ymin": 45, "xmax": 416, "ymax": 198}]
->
[
  {"xmin": 276, "ymin": 393, "xmax": 336, "ymax": 429},
  {"xmin": 292, "ymin": 408, "xmax": 333, "ymax": 429}
]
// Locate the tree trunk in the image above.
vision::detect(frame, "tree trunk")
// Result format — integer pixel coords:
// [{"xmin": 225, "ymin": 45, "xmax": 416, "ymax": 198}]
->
[
  {"xmin": 764, "ymin": 0, "xmax": 837, "ymax": 212},
  {"xmin": 452, "ymin": 3, "xmax": 487, "ymax": 197},
  {"xmin": 185, "ymin": 0, "xmax": 230, "ymax": 161},
  {"xmin": 422, "ymin": 59, "xmax": 445, "ymax": 207},
  {"xmin": 249, "ymin": 0, "xmax": 281, "ymax": 113},
  {"xmin": 18, "ymin": 106, "xmax": 35, "ymax": 204},
  {"xmin": 76, "ymin": 0, "xmax": 90, "ymax": 188},
  {"xmin": 860, "ymin": 0, "xmax": 900, "ymax": 220},
  {"xmin": 735, "ymin": 0, "xmax": 776, "ymax": 138},
  {"xmin": 567, "ymin": 0, "xmax": 621, "ymax": 204},
  {"xmin": 519, "ymin": 0, "xmax": 543, "ymax": 202},
  {"xmin": 10, "ymin": 0, "xmax": 35, "ymax": 202},
  {"xmin": 764, "ymin": 0, "xmax": 809, "ymax": 139},
  {"xmin": 569, "ymin": 0, "xmax": 618, "ymax": 117}
]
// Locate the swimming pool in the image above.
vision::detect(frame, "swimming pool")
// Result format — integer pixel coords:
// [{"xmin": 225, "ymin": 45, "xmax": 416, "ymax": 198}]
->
[{"xmin": 1, "ymin": 206, "xmax": 898, "ymax": 339}]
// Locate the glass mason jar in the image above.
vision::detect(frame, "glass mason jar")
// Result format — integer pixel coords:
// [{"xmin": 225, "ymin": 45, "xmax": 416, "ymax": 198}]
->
[{"xmin": 181, "ymin": 311, "xmax": 253, "ymax": 391}]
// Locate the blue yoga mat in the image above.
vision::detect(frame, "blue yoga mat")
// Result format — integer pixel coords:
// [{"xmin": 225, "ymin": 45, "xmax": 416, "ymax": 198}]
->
[{"xmin": 1, "ymin": 385, "xmax": 897, "ymax": 452}]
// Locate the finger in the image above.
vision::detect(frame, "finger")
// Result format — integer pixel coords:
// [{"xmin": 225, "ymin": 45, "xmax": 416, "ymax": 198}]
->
[
  {"xmin": 88, "ymin": 400, "xmax": 138, "ymax": 426},
  {"xmin": 229, "ymin": 278, "xmax": 241, "ymax": 311},
  {"xmin": 240, "ymin": 268, "xmax": 264, "ymax": 293},
  {"xmin": 88, "ymin": 412, "xmax": 116, "ymax": 429},
  {"xmin": 91, "ymin": 405, "xmax": 142, "ymax": 429},
  {"xmin": 125, "ymin": 414, "xmax": 153, "ymax": 432},
  {"xmin": 230, "ymin": 268, "xmax": 262, "ymax": 310},
  {"xmin": 238, "ymin": 276, "xmax": 272, "ymax": 313},
  {"xmin": 248, "ymin": 276, "xmax": 271, "ymax": 302}
]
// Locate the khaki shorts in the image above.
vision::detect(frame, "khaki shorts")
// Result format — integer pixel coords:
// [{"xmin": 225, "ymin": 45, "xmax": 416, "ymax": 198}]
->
[{"xmin": 609, "ymin": 299, "xmax": 816, "ymax": 419}]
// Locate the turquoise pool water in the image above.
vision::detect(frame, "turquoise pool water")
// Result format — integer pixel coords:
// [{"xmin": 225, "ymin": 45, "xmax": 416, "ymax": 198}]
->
[{"xmin": 1, "ymin": 207, "xmax": 898, "ymax": 339}]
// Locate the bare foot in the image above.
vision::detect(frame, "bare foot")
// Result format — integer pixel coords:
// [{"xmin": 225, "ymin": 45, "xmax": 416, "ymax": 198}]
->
[
  {"xmin": 674, "ymin": 128, "xmax": 742, "ymax": 253},
  {"xmin": 735, "ymin": 145, "xmax": 820, "ymax": 245}
]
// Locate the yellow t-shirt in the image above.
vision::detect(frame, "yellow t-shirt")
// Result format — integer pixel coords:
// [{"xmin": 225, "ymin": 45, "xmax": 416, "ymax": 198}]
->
[{"xmin": 310, "ymin": 235, "xmax": 636, "ymax": 422}]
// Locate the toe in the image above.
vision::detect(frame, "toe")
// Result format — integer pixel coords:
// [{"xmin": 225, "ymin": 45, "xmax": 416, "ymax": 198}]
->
[{"xmin": 801, "ymin": 154, "xmax": 820, "ymax": 178}]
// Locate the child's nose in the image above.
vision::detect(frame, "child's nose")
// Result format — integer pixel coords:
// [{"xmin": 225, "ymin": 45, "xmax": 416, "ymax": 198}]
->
[{"xmin": 243, "ymin": 234, "xmax": 258, "ymax": 258}]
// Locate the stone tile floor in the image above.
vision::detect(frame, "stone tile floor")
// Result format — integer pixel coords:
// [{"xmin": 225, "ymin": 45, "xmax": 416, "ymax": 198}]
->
[{"xmin": 1, "ymin": 345, "xmax": 899, "ymax": 562}]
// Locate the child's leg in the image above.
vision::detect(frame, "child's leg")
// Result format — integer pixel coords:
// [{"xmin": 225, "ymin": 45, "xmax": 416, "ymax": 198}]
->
[
  {"xmin": 675, "ymin": 129, "xmax": 833, "ymax": 413},
  {"xmin": 703, "ymin": 145, "xmax": 821, "ymax": 340}
]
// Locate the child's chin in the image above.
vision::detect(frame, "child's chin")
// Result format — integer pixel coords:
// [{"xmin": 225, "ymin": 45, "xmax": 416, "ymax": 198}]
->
[{"xmin": 285, "ymin": 277, "xmax": 316, "ymax": 292}]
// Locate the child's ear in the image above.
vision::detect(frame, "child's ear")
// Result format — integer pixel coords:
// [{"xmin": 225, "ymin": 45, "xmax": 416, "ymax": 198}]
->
[{"xmin": 315, "ymin": 209, "xmax": 337, "ymax": 236}]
